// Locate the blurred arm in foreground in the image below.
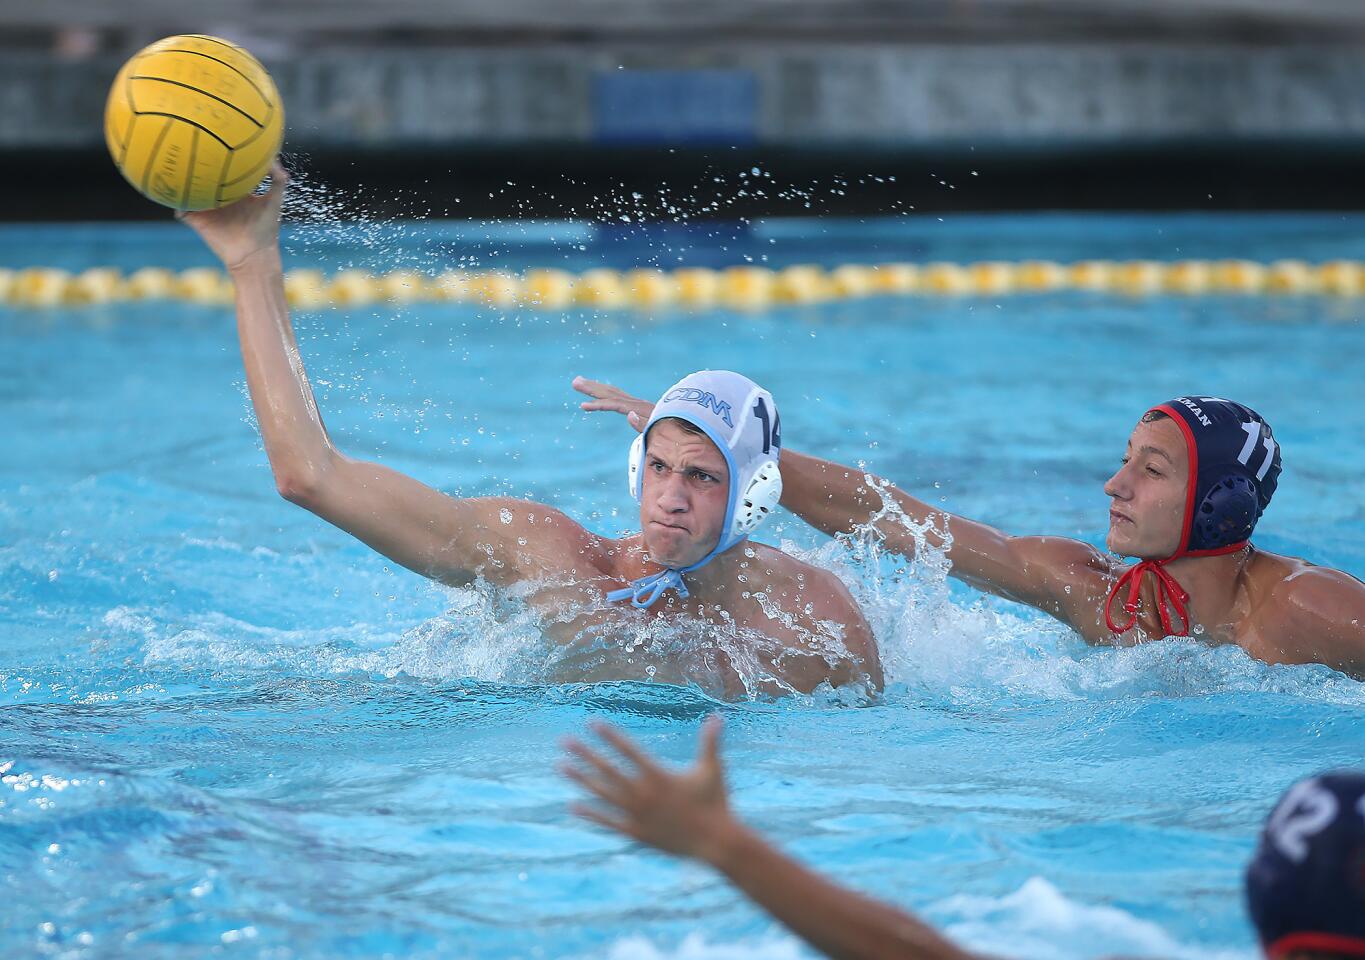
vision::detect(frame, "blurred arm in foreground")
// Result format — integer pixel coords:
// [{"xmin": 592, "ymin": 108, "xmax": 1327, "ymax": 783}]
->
[{"xmin": 561, "ymin": 717, "xmax": 978, "ymax": 960}]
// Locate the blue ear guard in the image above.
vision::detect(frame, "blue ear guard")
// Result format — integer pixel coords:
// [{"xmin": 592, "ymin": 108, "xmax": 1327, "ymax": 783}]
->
[
  {"xmin": 1152, "ymin": 397, "xmax": 1282, "ymax": 554},
  {"xmin": 1194, "ymin": 475, "xmax": 1259, "ymax": 549}
]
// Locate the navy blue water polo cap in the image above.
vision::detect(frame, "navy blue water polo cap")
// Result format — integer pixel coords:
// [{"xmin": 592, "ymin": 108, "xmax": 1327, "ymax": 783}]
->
[
  {"xmin": 1246, "ymin": 772, "xmax": 1365, "ymax": 959},
  {"xmin": 1105, "ymin": 396, "xmax": 1282, "ymax": 637},
  {"xmin": 1151, "ymin": 396, "xmax": 1281, "ymax": 555}
]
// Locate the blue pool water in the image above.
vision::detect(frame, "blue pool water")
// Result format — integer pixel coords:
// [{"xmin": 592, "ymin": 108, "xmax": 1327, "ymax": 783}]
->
[{"xmin": 3, "ymin": 210, "xmax": 1365, "ymax": 959}]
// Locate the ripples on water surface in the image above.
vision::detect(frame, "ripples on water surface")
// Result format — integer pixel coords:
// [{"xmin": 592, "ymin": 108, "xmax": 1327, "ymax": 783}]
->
[{"xmin": 2, "ymin": 213, "xmax": 1364, "ymax": 958}]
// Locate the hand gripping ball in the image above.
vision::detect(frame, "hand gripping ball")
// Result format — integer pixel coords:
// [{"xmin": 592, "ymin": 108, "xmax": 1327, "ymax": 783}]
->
[{"xmin": 104, "ymin": 35, "xmax": 284, "ymax": 211}]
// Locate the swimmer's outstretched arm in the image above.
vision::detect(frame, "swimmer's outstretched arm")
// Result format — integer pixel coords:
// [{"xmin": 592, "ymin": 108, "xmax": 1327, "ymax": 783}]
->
[
  {"xmin": 562, "ymin": 718, "xmax": 980, "ymax": 960},
  {"xmin": 574, "ymin": 377, "xmax": 1108, "ymax": 628},
  {"xmin": 177, "ymin": 167, "xmax": 589, "ymax": 588}
]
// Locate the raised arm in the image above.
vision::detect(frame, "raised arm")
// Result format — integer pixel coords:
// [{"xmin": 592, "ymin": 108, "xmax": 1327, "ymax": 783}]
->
[
  {"xmin": 778, "ymin": 451, "xmax": 1109, "ymax": 617},
  {"xmin": 562, "ymin": 719, "xmax": 980, "ymax": 960},
  {"xmin": 573, "ymin": 377, "xmax": 1109, "ymax": 627},
  {"xmin": 180, "ymin": 167, "xmax": 588, "ymax": 587}
]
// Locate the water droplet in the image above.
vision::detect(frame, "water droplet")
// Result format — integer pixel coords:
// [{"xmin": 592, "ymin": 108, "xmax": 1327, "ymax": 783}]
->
[{"xmin": 499, "ymin": 508, "xmax": 513, "ymax": 525}]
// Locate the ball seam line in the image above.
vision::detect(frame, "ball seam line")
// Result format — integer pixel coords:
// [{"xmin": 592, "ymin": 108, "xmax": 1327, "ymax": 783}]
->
[{"xmin": 128, "ymin": 74, "xmax": 266, "ymax": 129}]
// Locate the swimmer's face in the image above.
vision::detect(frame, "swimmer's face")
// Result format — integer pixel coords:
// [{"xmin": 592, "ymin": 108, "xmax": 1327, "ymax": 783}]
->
[
  {"xmin": 639, "ymin": 419, "xmax": 730, "ymax": 568},
  {"xmin": 1104, "ymin": 416, "xmax": 1189, "ymax": 558}
]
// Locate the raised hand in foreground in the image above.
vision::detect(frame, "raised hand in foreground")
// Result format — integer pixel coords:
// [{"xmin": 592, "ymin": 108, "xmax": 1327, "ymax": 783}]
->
[{"xmin": 561, "ymin": 719, "xmax": 977, "ymax": 960}]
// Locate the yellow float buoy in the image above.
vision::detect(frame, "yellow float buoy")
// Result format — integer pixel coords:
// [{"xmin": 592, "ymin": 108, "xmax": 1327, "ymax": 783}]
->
[
  {"xmin": 1163, "ymin": 260, "xmax": 1213, "ymax": 295},
  {"xmin": 1316, "ymin": 260, "xmax": 1365, "ymax": 296},
  {"xmin": 921, "ymin": 262, "xmax": 971, "ymax": 295},
  {"xmin": 1264, "ymin": 260, "xmax": 1317, "ymax": 295},
  {"xmin": 68, "ymin": 267, "xmax": 124, "ymax": 304},
  {"xmin": 1068, "ymin": 260, "xmax": 1116, "ymax": 291},
  {"xmin": 430, "ymin": 270, "xmax": 471, "ymax": 302},
  {"xmin": 1014, "ymin": 260, "xmax": 1067, "ymax": 292},
  {"xmin": 327, "ymin": 269, "xmax": 380, "ymax": 306},
  {"xmin": 522, "ymin": 269, "xmax": 576, "ymax": 309},
  {"xmin": 1114, "ymin": 260, "xmax": 1165, "ymax": 297},
  {"xmin": 871, "ymin": 263, "xmax": 920, "ymax": 294},
  {"xmin": 824, "ymin": 264, "xmax": 877, "ymax": 299},
  {"xmin": 574, "ymin": 269, "xmax": 628, "ymax": 309},
  {"xmin": 773, "ymin": 265, "xmax": 830, "ymax": 304},
  {"xmin": 175, "ymin": 267, "xmax": 231, "ymax": 303},
  {"xmin": 673, "ymin": 268, "xmax": 721, "ymax": 309},
  {"xmin": 13, "ymin": 268, "xmax": 72, "ymax": 306},
  {"xmin": 124, "ymin": 267, "xmax": 176, "ymax": 300},
  {"xmin": 376, "ymin": 270, "xmax": 428, "ymax": 303},
  {"xmin": 966, "ymin": 261, "xmax": 1015, "ymax": 295},
  {"xmin": 1211, "ymin": 260, "xmax": 1266, "ymax": 293},
  {"xmin": 623, "ymin": 269, "xmax": 675, "ymax": 309},
  {"xmin": 283, "ymin": 269, "xmax": 329, "ymax": 310},
  {"xmin": 468, "ymin": 271, "xmax": 521, "ymax": 308},
  {"xmin": 718, "ymin": 266, "xmax": 774, "ymax": 311}
]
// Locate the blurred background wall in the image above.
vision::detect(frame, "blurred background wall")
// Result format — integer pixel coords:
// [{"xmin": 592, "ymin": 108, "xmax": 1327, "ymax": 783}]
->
[{"xmin": 4, "ymin": 0, "xmax": 1365, "ymax": 219}]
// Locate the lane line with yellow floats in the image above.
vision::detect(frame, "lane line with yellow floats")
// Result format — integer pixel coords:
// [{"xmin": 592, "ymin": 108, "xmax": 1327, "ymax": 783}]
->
[{"xmin": 4, "ymin": 260, "xmax": 1365, "ymax": 310}]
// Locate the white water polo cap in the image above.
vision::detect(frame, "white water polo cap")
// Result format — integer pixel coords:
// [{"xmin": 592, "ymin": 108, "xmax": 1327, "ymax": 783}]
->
[{"xmin": 609, "ymin": 370, "xmax": 783, "ymax": 608}]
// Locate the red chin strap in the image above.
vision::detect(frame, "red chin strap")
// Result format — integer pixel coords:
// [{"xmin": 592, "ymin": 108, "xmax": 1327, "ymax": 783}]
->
[
  {"xmin": 1103, "ymin": 541, "xmax": 1247, "ymax": 639},
  {"xmin": 1104, "ymin": 558, "xmax": 1191, "ymax": 637},
  {"xmin": 1268, "ymin": 932, "xmax": 1365, "ymax": 959}
]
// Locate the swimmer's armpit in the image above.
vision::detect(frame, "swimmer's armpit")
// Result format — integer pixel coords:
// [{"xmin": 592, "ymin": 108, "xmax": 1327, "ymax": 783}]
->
[{"xmin": 562, "ymin": 718, "xmax": 978, "ymax": 960}]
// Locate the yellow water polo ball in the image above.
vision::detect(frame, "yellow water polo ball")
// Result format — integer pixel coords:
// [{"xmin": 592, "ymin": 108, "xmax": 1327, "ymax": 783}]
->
[{"xmin": 104, "ymin": 35, "xmax": 284, "ymax": 211}]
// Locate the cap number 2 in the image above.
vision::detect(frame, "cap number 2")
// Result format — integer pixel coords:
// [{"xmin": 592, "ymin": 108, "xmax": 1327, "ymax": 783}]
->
[{"xmin": 1265, "ymin": 778, "xmax": 1337, "ymax": 862}]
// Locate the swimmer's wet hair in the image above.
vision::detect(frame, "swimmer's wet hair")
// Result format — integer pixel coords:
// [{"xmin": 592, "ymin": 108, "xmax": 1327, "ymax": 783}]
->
[{"xmin": 1141, "ymin": 409, "xmax": 1170, "ymax": 423}]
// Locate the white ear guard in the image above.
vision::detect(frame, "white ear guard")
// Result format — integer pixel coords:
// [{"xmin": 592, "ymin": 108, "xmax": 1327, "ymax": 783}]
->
[
  {"xmin": 732, "ymin": 459, "xmax": 782, "ymax": 536},
  {"xmin": 627, "ymin": 432, "xmax": 645, "ymax": 500}
]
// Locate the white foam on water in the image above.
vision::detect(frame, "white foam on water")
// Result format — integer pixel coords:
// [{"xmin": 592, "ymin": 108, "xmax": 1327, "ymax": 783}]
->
[
  {"xmin": 102, "ymin": 488, "xmax": 1365, "ymax": 709},
  {"xmin": 96, "ymin": 453, "xmax": 1362, "ymax": 708},
  {"xmin": 936, "ymin": 876, "xmax": 1255, "ymax": 960},
  {"xmin": 592, "ymin": 876, "xmax": 1256, "ymax": 960},
  {"xmin": 600, "ymin": 931, "xmax": 809, "ymax": 960},
  {"xmin": 785, "ymin": 481, "xmax": 1365, "ymax": 708}
]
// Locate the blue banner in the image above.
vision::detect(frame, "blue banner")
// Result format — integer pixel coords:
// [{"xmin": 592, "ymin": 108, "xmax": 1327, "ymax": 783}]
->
[{"xmin": 592, "ymin": 69, "xmax": 758, "ymax": 145}]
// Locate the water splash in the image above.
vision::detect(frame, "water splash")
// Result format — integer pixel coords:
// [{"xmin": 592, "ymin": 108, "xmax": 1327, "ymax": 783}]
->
[
  {"xmin": 602, "ymin": 932, "xmax": 810, "ymax": 960},
  {"xmin": 592, "ymin": 876, "xmax": 1258, "ymax": 960},
  {"xmin": 937, "ymin": 876, "xmax": 1255, "ymax": 960}
]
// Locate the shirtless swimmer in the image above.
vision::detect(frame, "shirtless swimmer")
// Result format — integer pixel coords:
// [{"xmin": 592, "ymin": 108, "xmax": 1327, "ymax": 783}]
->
[
  {"xmin": 575, "ymin": 380, "xmax": 1365, "ymax": 676},
  {"xmin": 177, "ymin": 166, "xmax": 882, "ymax": 697}
]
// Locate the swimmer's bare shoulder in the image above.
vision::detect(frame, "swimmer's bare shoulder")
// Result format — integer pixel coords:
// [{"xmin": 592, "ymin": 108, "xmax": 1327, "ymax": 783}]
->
[
  {"xmin": 744, "ymin": 542, "xmax": 884, "ymax": 690},
  {"xmin": 1242, "ymin": 550, "xmax": 1365, "ymax": 676},
  {"xmin": 462, "ymin": 498, "xmax": 615, "ymax": 585}
]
